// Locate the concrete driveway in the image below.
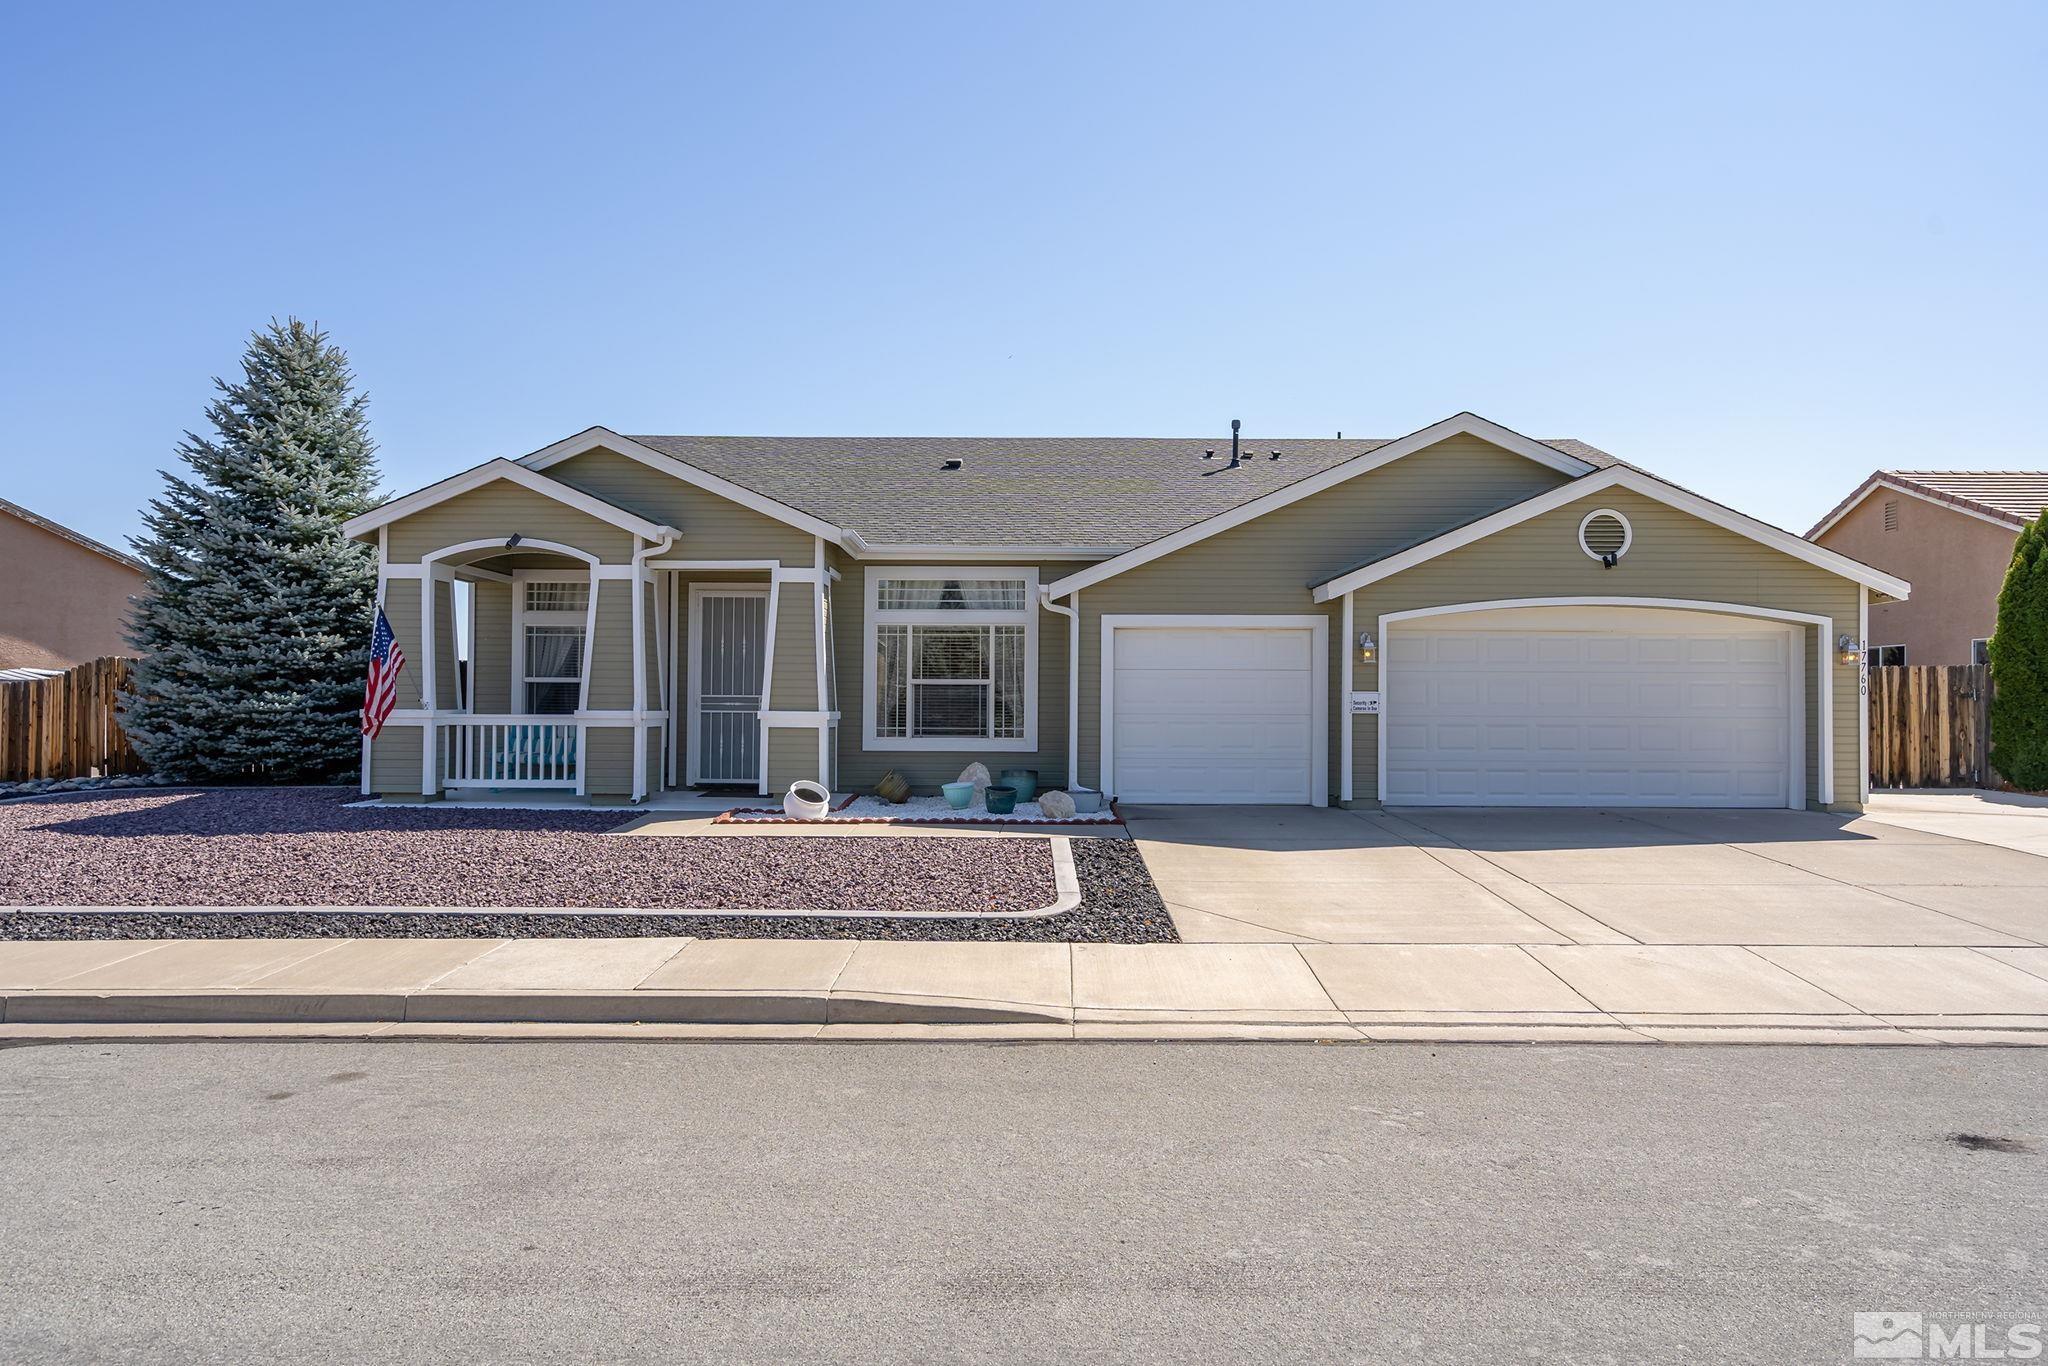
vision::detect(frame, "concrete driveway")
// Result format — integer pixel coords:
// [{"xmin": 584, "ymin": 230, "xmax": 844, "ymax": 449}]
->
[{"xmin": 1124, "ymin": 797, "xmax": 2048, "ymax": 951}]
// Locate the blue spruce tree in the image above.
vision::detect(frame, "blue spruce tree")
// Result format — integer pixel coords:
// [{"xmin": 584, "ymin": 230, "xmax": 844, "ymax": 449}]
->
[{"xmin": 125, "ymin": 319, "xmax": 381, "ymax": 781}]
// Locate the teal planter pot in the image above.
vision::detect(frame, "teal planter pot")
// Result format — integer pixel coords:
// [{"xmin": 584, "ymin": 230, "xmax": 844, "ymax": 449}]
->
[
  {"xmin": 997, "ymin": 769, "xmax": 1038, "ymax": 802},
  {"xmin": 940, "ymin": 781, "xmax": 975, "ymax": 810},
  {"xmin": 983, "ymin": 785, "xmax": 1018, "ymax": 815}
]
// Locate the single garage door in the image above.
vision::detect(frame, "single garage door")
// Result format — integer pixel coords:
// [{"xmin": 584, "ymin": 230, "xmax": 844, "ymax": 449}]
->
[
  {"xmin": 1383, "ymin": 607, "xmax": 1798, "ymax": 807},
  {"xmin": 1110, "ymin": 626, "xmax": 1316, "ymax": 803}
]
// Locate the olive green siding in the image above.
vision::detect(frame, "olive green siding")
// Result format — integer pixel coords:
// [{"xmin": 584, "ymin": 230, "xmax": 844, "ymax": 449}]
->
[
  {"xmin": 584, "ymin": 726, "xmax": 634, "ymax": 795},
  {"xmin": 369, "ymin": 725, "xmax": 422, "ymax": 792},
  {"xmin": 769, "ymin": 582, "xmax": 819, "ymax": 711},
  {"xmin": 378, "ymin": 588, "xmax": 427, "ymax": 709},
  {"xmin": 830, "ymin": 558, "xmax": 1092, "ymax": 793},
  {"xmin": 434, "ymin": 580, "xmax": 459, "ymax": 709},
  {"xmin": 1073, "ymin": 437, "xmax": 1573, "ymax": 792},
  {"xmin": 586, "ymin": 580, "xmax": 634, "ymax": 710},
  {"xmin": 384, "ymin": 482, "xmax": 635, "ymax": 564},
  {"xmin": 1342, "ymin": 485, "xmax": 1863, "ymax": 808},
  {"xmin": 546, "ymin": 448, "xmax": 815, "ymax": 563},
  {"xmin": 471, "ymin": 580, "xmax": 512, "ymax": 713},
  {"xmin": 766, "ymin": 726, "xmax": 822, "ymax": 793}
]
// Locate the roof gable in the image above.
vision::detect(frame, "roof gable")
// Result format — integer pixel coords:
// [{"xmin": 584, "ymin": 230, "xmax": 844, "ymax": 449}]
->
[
  {"xmin": 0, "ymin": 497, "xmax": 146, "ymax": 573},
  {"xmin": 1809, "ymin": 471, "xmax": 2048, "ymax": 539},
  {"xmin": 1041, "ymin": 414, "xmax": 1600, "ymax": 598},
  {"xmin": 1312, "ymin": 466, "xmax": 1911, "ymax": 601},
  {"xmin": 339, "ymin": 459, "xmax": 672, "ymax": 542}
]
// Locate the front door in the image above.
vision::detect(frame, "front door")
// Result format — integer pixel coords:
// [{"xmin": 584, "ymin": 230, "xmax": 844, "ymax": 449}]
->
[{"xmin": 688, "ymin": 586, "xmax": 768, "ymax": 785}]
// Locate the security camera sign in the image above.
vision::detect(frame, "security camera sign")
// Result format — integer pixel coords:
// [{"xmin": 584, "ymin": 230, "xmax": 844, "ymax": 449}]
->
[{"xmin": 1349, "ymin": 691, "xmax": 1381, "ymax": 715}]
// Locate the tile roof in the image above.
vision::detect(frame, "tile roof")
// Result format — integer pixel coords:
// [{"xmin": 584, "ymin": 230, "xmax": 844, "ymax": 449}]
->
[
  {"xmin": 623, "ymin": 435, "xmax": 1615, "ymax": 548},
  {"xmin": 0, "ymin": 496, "xmax": 147, "ymax": 572},
  {"xmin": 1810, "ymin": 470, "xmax": 2048, "ymax": 538}
]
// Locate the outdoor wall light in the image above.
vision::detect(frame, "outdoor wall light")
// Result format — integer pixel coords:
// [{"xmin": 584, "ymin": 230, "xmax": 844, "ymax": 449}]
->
[
  {"xmin": 1358, "ymin": 631, "xmax": 1377, "ymax": 664},
  {"xmin": 1837, "ymin": 633, "xmax": 1861, "ymax": 665}
]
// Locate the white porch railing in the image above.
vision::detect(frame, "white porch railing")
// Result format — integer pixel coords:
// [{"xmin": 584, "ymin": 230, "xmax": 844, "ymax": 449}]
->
[{"xmin": 437, "ymin": 717, "xmax": 582, "ymax": 789}]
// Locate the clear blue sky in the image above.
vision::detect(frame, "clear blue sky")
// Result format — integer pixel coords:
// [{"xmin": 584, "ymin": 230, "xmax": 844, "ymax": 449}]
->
[{"xmin": 5, "ymin": 1, "xmax": 2043, "ymax": 550}]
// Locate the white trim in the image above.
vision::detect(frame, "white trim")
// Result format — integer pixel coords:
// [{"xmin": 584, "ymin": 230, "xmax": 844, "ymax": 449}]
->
[
  {"xmin": 861, "ymin": 566, "xmax": 1041, "ymax": 754},
  {"xmin": 1859, "ymin": 585, "xmax": 1871, "ymax": 805},
  {"xmin": 342, "ymin": 458, "xmax": 671, "ymax": 542},
  {"xmin": 813, "ymin": 538, "xmax": 831, "ymax": 784},
  {"xmin": 759, "ymin": 575, "xmax": 780, "ymax": 794},
  {"xmin": 1809, "ymin": 476, "xmax": 2030, "ymax": 540},
  {"xmin": 686, "ymin": 583, "xmax": 771, "ymax": 788},
  {"xmin": 759, "ymin": 710, "xmax": 841, "ymax": 727},
  {"xmin": 517, "ymin": 427, "xmax": 849, "ymax": 544},
  {"xmin": 1340, "ymin": 590, "xmax": 1354, "ymax": 804},
  {"xmin": 1099, "ymin": 614, "xmax": 1330, "ymax": 807},
  {"xmin": 425, "ymin": 536, "xmax": 599, "ymax": 568},
  {"xmin": 1576, "ymin": 507, "xmax": 1633, "ymax": 562},
  {"xmin": 419, "ymin": 573, "xmax": 436, "ymax": 794},
  {"xmin": 1311, "ymin": 466, "xmax": 1913, "ymax": 601},
  {"xmin": 1045, "ymin": 413, "xmax": 1596, "ymax": 599},
  {"xmin": 1371, "ymin": 597, "xmax": 1835, "ymax": 810},
  {"xmin": 645, "ymin": 559, "xmax": 781, "ymax": 573},
  {"xmin": 856, "ymin": 544, "xmax": 1121, "ymax": 562},
  {"xmin": 1037, "ymin": 587, "xmax": 1081, "ymax": 788}
]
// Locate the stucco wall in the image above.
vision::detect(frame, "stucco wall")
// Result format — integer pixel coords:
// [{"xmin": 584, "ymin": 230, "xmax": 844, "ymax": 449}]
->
[
  {"xmin": 0, "ymin": 511, "xmax": 146, "ymax": 670},
  {"xmin": 1815, "ymin": 490, "xmax": 2015, "ymax": 665}
]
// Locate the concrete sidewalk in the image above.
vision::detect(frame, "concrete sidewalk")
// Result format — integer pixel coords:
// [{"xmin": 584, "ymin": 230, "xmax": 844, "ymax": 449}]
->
[{"xmin": 3, "ymin": 935, "xmax": 2045, "ymax": 1044}]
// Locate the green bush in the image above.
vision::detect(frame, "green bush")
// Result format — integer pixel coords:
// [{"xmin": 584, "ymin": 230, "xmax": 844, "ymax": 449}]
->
[{"xmin": 1988, "ymin": 510, "xmax": 2048, "ymax": 791}]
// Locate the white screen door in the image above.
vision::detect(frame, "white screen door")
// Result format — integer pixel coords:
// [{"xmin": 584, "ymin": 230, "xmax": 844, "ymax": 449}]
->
[{"xmin": 689, "ymin": 587, "xmax": 768, "ymax": 784}]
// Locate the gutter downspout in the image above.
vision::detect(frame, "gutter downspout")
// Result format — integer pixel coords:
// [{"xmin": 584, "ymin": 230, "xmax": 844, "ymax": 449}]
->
[
  {"xmin": 1039, "ymin": 585, "xmax": 1080, "ymax": 791},
  {"xmin": 629, "ymin": 527, "xmax": 681, "ymax": 802}
]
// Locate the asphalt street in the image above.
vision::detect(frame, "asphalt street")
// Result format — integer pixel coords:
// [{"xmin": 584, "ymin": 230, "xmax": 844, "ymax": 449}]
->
[{"xmin": 1, "ymin": 1040, "xmax": 2042, "ymax": 1364}]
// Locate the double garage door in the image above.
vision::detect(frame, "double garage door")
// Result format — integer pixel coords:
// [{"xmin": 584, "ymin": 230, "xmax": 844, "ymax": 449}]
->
[{"xmin": 1106, "ymin": 609, "xmax": 1799, "ymax": 807}]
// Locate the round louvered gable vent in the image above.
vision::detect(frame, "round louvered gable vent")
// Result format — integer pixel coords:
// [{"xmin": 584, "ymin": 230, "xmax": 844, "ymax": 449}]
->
[{"xmin": 1578, "ymin": 509, "xmax": 1633, "ymax": 563}]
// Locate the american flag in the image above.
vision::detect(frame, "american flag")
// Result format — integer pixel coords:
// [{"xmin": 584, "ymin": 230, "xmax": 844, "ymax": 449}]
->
[{"xmin": 361, "ymin": 606, "xmax": 405, "ymax": 739}]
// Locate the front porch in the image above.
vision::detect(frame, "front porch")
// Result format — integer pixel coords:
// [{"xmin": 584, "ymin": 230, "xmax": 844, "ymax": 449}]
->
[{"xmin": 356, "ymin": 459, "xmax": 841, "ymax": 804}]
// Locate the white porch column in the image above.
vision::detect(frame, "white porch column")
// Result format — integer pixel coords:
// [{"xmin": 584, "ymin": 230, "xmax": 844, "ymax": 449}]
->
[
  {"xmin": 1340, "ymin": 590, "xmax": 1354, "ymax": 804},
  {"xmin": 420, "ymin": 570, "xmax": 437, "ymax": 795},
  {"xmin": 631, "ymin": 538, "xmax": 647, "ymax": 802}
]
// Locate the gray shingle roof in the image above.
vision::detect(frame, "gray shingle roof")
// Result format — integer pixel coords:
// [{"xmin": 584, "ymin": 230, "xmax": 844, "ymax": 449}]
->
[
  {"xmin": 624, "ymin": 435, "xmax": 1615, "ymax": 548},
  {"xmin": 1810, "ymin": 470, "xmax": 2048, "ymax": 537}
]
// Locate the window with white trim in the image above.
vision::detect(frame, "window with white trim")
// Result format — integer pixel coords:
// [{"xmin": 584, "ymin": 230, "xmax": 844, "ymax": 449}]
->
[
  {"xmin": 865, "ymin": 569, "xmax": 1036, "ymax": 750},
  {"xmin": 521, "ymin": 578, "xmax": 589, "ymax": 714},
  {"xmin": 1865, "ymin": 643, "xmax": 1906, "ymax": 668}
]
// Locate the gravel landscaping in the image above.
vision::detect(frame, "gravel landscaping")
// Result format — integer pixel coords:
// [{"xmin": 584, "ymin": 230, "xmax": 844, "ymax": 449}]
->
[{"xmin": 0, "ymin": 788, "xmax": 1177, "ymax": 944}]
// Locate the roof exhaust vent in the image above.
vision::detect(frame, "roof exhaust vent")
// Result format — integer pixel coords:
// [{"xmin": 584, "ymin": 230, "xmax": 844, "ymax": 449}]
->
[
  {"xmin": 1270, "ymin": 450, "xmax": 1280, "ymax": 461},
  {"xmin": 1228, "ymin": 418, "xmax": 1242, "ymax": 469},
  {"xmin": 941, "ymin": 458, "xmax": 963, "ymax": 471}
]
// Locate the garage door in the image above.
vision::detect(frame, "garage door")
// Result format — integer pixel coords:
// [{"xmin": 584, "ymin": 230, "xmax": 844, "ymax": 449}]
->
[
  {"xmin": 1383, "ymin": 607, "xmax": 1797, "ymax": 807},
  {"xmin": 1110, "ymin": 626, "xmax": 1316, "ymax": 803}
]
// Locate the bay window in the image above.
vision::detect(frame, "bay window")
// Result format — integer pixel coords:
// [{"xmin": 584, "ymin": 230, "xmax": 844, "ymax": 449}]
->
[{"xmin": 865, "ymin": 569, "xmax": 1037, "ymax": 750}]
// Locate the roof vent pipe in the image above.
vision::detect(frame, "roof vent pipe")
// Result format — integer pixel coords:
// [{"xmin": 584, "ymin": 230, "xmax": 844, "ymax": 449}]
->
[{"xmin": 1228, "ymin": 418, "xmax": 1242, "ymax": 469}]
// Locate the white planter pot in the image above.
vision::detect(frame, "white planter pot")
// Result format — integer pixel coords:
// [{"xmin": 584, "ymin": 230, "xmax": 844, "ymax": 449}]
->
[{"xmin": 783, "ymin": 781, "xmax": 832, "ymax": 820}]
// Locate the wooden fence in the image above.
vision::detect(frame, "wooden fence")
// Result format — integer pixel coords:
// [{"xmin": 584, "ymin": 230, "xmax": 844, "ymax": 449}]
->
[
  {"xmin": 0, "ymin": 656, "xmax": 146, "ymax": 782},
  {"xmin": 1868, "ymin": 664, "xmax": 1993, "ymax": 790}
]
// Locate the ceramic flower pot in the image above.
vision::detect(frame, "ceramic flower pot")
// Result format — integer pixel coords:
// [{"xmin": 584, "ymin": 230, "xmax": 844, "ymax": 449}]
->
[
  {"xmin": 984, "ymin": 785, "xmax": 1018, "ymax": 816},
  {"xmin": 940, "ymin": 781, "xmax": 975, "ymax": 810},
  {"xmin": 997, "ymin": 768, "xmax": 1038, "ymax": 802},
  {"xmin": 1068, "ymin": 787, "xmax": 1103, "ymax": 813},
  {"xmin": 874, "ymin": 769, "xmax": 911, "ymax": 804},
  {"xmin": 783, "ymin": 780, "xmax": 831, "ymax": 820}
]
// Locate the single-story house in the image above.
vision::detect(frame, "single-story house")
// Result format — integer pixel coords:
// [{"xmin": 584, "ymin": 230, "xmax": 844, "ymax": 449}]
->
[
  {"xmin": 1808, "ymin": 469, "xmax": 2048, "ymax": 667},
  {"xmin": 0, "ymin": 496, "xmax": 148, "ymax": 672},
  {"xmin": 342, "ymin": 412, "xmax": 1908, "ymax": 812}
]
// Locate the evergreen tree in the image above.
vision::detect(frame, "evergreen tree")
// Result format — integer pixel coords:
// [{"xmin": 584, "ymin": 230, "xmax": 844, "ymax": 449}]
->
[
  {"xmin": 124, "ymin": 319, "xmax": 381, "ymax": 781},
  {"xmin": 1988, "ymin": 508, "xmax": 2048, "ymax": 791}
]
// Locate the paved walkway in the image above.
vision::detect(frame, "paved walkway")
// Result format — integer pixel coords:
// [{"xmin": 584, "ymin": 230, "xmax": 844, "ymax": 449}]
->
[{"xmin": 2, "ymin": 932, "xmax": 2045, "ymax": 1043}]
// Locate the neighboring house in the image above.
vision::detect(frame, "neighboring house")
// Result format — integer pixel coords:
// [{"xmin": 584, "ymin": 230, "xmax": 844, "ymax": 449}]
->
[
  {"xmin": 342, "ymin": 412, "xmax": 1907, "ymax": 812},
  {"xmin": 1809, "ymin": 471, "xmax": 2048, "ymax": 667},
  {"xmin": 0, "ymin": 497, "xmax": 147, "ymax": 672}
]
